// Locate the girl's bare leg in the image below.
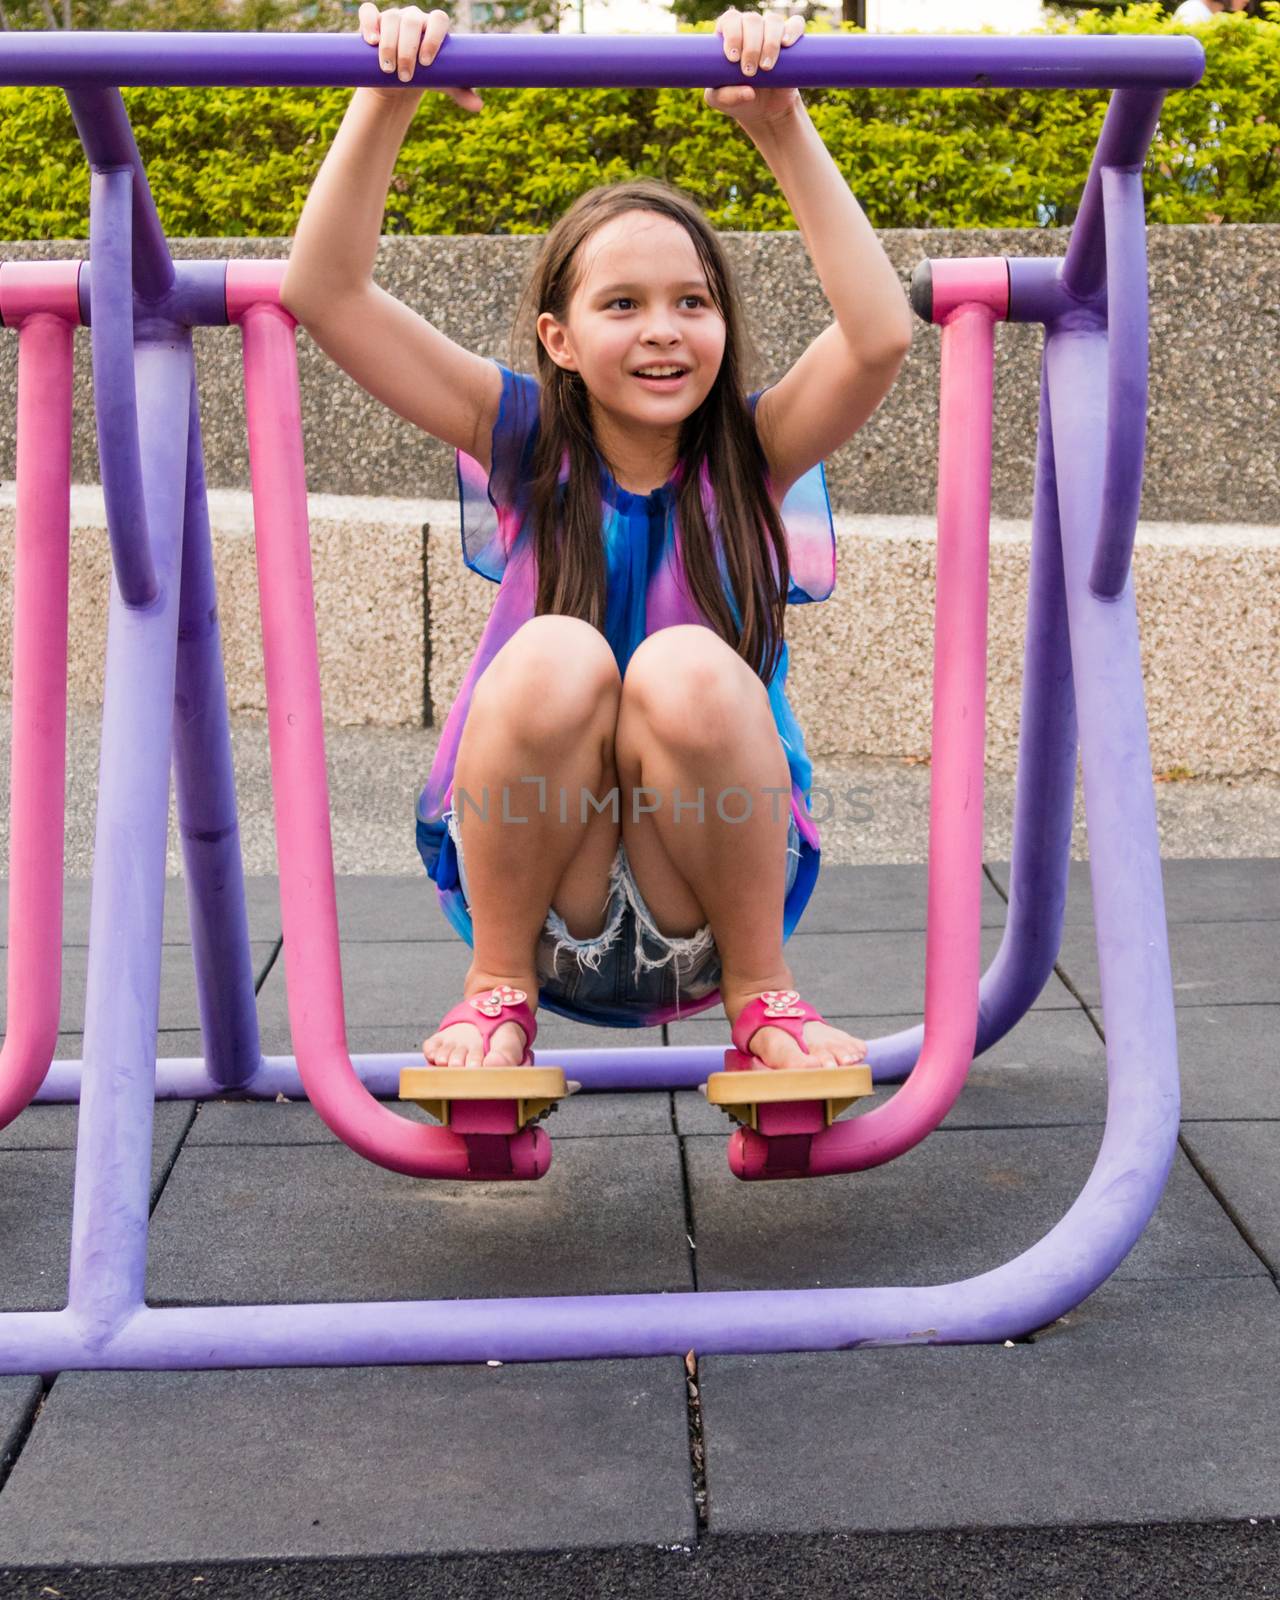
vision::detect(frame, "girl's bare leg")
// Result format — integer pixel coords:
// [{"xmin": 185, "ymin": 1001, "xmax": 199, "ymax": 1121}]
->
[
  {"xmin": 614, "ymin": 625, "xmax": 866, "ymax": 1069},
  {"xmin": 422, "ymin": 617, "xmax": 622, "ymax": 1069}
]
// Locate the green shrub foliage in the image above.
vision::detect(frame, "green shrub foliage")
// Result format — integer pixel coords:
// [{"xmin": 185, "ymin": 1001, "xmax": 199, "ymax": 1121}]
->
[{"xmin": 0, "ymin": 3, "xmax": 1276, "ymax": 236}]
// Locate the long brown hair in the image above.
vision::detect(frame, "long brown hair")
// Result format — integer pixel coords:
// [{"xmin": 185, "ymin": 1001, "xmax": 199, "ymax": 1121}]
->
[{"xmin": 507, "ymin": 179, "xmax": 791, "ymax": 686}]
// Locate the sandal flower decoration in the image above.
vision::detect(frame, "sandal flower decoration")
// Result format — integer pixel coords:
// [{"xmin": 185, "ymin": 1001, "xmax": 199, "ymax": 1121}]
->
[
  {"xmin": 469, "ymin": 985, "xmax": 528, "ymax": 1017},
  {"xmin": 760, "ymin": 989, "xmax": 805, "ymax": 1018}
]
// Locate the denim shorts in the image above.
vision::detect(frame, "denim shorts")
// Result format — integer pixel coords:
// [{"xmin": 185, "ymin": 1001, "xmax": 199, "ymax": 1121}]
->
[{"xmin": 443, "ymin": 806, "xmax": 802, "ymax": 1028}]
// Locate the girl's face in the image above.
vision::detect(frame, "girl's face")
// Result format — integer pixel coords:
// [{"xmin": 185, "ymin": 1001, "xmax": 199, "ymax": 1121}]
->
[{"xmin": 537, "ymin": 210, "xmax": 727, "ymax": 438}]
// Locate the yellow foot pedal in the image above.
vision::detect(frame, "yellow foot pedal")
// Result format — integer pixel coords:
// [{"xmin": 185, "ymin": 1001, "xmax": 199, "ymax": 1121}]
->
[
  {"xmin": 399, "ymin": 1065, "xmax": 578, "ymax": 1134},
  {"xmin": 703, "ymin": 1059, "xmax": 874, "ymax": 1134}
]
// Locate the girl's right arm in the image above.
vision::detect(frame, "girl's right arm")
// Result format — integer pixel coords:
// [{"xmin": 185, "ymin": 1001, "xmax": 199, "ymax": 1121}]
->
[{"xmin": 279, "ymin": 4, "xmax": 500, "ymax": 471}]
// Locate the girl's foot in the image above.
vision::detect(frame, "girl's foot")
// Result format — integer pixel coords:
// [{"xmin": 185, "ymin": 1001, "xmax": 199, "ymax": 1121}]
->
[
  {"xmin": 421, "ymin": 966, "xmax": 540, "ymax": 1069},
  {"xmin": 721, "ymin": 976, "xmax": 867, "ymax": 1071}
]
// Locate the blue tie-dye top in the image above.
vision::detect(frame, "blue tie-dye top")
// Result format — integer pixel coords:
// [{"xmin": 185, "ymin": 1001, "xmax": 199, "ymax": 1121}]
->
[{"xmin": 415, "ymin": 359, "xmax": 837, "ymax": 1006}]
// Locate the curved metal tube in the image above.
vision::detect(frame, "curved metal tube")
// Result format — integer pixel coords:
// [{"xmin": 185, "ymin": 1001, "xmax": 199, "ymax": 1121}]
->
[
  {"xmin": 0, "ymin": 267, "xmax": 79, "ymax": 1131},
  {"xmin": 1090, "ymin": 165, "xmax": 1150, "ymax": 599},
  {"xmin": 227, "ymin": 263, "xmax": 547, "ymax": 1181},
  {"xmin": 732, "ymin": 292, "xmax": 998, "ymax": 1178},
  {"xmin": 1062, "ymin": 88, "xmax": 1165, "ymax": 306},
  {"xmin": 171, "ymin": 360, "xmax": 264, "ymax": 1092},
  {"xmin": 4, "ymin": 324, "xmax": 1176, "ymax": 1368},
  {"xmin": 87, "ymin": 165, "xmax": 157, "ymax": 607},
  {"xmin": 65, "ymin": 86, "xmax": 175, "ymax": 305}
]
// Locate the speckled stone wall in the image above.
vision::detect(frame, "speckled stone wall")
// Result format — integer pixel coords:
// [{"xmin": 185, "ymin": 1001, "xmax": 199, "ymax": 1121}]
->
[
  {"xmin": 427, "ymin": 511, "xmax": 1279, "ymax": 778},
  {"xmin": 0, "ymin": 229, "xmax": 1275, "ymax": 774},
  {"xmin": 0, "ymin": 486, "xmax": 429, "ymax": 729},
  {"xmin": 0, "ymin": 226, "xmax": 1276, "ymax": 522}
]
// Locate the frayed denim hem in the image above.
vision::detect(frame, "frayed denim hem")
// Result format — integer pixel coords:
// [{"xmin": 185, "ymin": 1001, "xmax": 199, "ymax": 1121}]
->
[
  {"xmin": 540, "ymin": 848, "xmax": 630, "ymax": 982},
  {"xmin": 445, "ymin": 804, "xmax": 800, "ymax": 1015},
  {"xmin": 613, "ymin": 839, "xmax": 717, "ymax": 991}
]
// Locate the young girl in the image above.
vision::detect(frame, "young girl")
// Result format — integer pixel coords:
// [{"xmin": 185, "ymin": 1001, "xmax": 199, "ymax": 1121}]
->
[{"xmin": 281, "ymin": 4, "xmax": 913, "ymax": 1079}]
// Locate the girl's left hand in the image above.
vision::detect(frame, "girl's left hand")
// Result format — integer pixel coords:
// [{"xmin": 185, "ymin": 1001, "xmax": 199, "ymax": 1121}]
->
[{"xmin": 705, "ymin": 7, "xmax": 806, "ymax": 129}]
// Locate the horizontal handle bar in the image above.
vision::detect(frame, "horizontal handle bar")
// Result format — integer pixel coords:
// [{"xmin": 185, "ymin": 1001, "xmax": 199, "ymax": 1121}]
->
[{"xmin": 0, "ymin": 31, "xmax": 1206, "ymax": 92}]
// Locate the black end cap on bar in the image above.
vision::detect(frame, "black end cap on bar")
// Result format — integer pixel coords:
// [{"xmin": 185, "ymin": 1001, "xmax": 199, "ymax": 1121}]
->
[{"xmin": 910, "ymin": 259, "xmax": 933, "ymax": 324}]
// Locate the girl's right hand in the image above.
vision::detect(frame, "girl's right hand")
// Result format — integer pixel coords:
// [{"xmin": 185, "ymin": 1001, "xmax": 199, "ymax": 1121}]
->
[{"xmin": 357, "ymin": 3, "xmax": 484, "ymax": 112}]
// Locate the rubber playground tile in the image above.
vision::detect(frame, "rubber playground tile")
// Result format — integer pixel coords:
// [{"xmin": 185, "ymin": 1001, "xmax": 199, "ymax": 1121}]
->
[
  {"xmin": 787, "ymin": 863, "xmax": 1010, "ymax": 935},
  {"xmin": 521, "ymin": 1009, "xmax": 669, "ymax": 1057},
  {"xmin": 256, "ymin": 926, "xmax": 1081, "ymax": 1038},
  {"xmin": 236, "ymin": 872, "xmax": 459, "ymax": 944},
  {"xmin": 251, "ymin": 1015, "xmax": 480, "ymax": 1057},
  {"xmin": 0, "ymin": 1377, "xmax": 41, "ymax": 1470},
  {"xmin": 0, "ymin": 876, "xmax": 286, "ymax": 950},
  {"xmin": 186, "ymin": 1098, "xmax": 420, "ymax": 1146},
  {"xmin": 1181, "ymin": 1122, "xmax": 1280, "ymax": 1276},
  {"xmin": 985, "ymin": 856, "xmax": 1280, "ymax": 928},
  {"xmin": 1055, "ymin": 918, "xmax": 1279, "ymax": 1010},
  {"xmin": 0, "ymin": 1096, "xmax": 81, "ymax": 1154},
  {"xmin": 254, "ymin": 984, "xmax": 670, "ymax": 1068},
  {"xmin": 0, "ymin": 1104, "xmax": 194, "ymax": 1313},
  {"xmin": 146, "ymin": 1134, "xmax": 692, "ymax": 1306},
  {"xmin": 672, "ymin": 1008, "xmax": 1110, "ymax": 1136},
  {"xmin": 684, "ymin": 1129, "xmax": 1263, "ymax": 1293},
  {"xmin": 0, "ymin": 1032, "xmax": 222, "ymax": 1150},
  {"xmin": 530, "ymin": 1089, "xmax": 672, "ymax": 1138},
  {"xmin": 186, "ymin": 1090, "xmax": 673, "ymax": 1145},
  {"xmin": 0, "ymin": 1155, "xmax": 76, "ymax": 1311},
  {"xmin": 697, "ymin": 1279, "xmax": 1280, "ymax": 1535},
  {"xmin": 670, "ymin": 924, "xmax": 1079, "ymax": 1030},
  {"xmin": 0, "ymin": 939, "xmax": 281, "ymax": 1037},
  {"xmin": 327, "ymin": 873, "xmax": 461, "ymax": 942},
  {"xmin": 255, "ymin": 937, "xmax": 474, "ymax": 1037},
  {"xmin": 1175, "ymin": 1005, "xmax": 1280, "ymax": 1121},
  {"xmin": 0, "ymin": 1359, "xmax": 695, "ymax": 1567},
  {"xmin": 0, "ymin": 1095, "xmax": 192, "ymax": 1159}
]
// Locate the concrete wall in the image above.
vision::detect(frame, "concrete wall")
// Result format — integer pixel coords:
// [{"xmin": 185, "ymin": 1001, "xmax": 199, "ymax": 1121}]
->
[
  {"xmin": 0, "ymin": 225, "xmax": 1276, "ymax": 523},
  {"xmin": 0, "ymin": 227, "xmax": 1276, "ymax": 777}
]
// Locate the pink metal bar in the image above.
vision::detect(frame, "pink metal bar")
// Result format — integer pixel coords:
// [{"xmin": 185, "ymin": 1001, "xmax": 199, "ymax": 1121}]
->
[
  {"xmin": 927, "ymin": 256, "xmax": 1011, "ymax": 324},
  {"xmin": 226, "ymin": 262, "xmax": 549, "ymax": 1181},
  {"xmin": 730, "ymin": 265, "xmax": 1003, "ymax": 1179},
  {"xmin": 0, "ymin": 263, "xmax": 80, "ymax": 1130}
]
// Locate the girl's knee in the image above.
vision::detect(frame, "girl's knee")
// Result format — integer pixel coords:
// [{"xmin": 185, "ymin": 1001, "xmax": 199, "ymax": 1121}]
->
[
  {"xmin": 512, "ymin": 615, "xmax": 616, "ymax": 668},
  {"xmin": 478, "ymin": 617, "xmax": 621, "ymax": 721},
  {"xmin": 623, "ymin": 629, "xmax": 763, "ymax": 744}
]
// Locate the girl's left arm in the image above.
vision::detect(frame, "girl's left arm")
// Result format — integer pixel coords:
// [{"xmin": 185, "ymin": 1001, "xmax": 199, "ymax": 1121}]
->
[{"xmin": 709, "ymin": 13, "xmax": 915, "ymax": 495}]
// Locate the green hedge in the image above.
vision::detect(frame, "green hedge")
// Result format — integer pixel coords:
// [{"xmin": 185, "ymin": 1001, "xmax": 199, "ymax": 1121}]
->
[{"xmin": 1, "ymin": 3, "xmax": 1277, "ymax": 236}]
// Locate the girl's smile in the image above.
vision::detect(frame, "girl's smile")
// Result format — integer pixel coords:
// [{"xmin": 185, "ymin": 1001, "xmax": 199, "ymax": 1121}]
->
[
  {"xmin": 631, "ymin": 367, "xmax": 691, "ymax": 392},
  {"xmin": 536, "ymin": 210, "xmax": 728, "ymax": 485}
]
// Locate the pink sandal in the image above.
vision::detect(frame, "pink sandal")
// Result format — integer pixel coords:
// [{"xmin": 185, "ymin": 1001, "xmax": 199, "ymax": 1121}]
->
[
  {"xmin": 413, "ymin": 984, "xmax": 547, "ymax": 1178},
  {"xmin": 431, "ymin": 983, "xmax": 538, "ymax": 1067},
  {"xmin": 730, "ymin": 988, "xmax": 835, "ymax": 1067},
  {"xmin": 713, "ymin": 989, "xmax": 874, "ymax": 1180}
]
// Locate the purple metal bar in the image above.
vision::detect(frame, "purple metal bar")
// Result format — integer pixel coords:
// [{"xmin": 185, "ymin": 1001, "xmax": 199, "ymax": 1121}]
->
[
  {"xmin": 24, "ymin": 368, "xmax": 1080, "ymax": 1121},
  {"xmin": 75, "ymin": 259, "xmax": 229, "ymax": 332},
  {"xmin": 0, "ymin": 32, "xmax": 1205, "ymax": 92},
  {"xmin": 65, "ymin": 87, "xmax": 174, "ymax": 305},
  {"xmin": 1011, "ymin": 256, "xmax": 1100, "ymax": 324},
  {"xmin": 1062, "ymin": 87, "xmax": 1165, "ymax": 304},
  {"xmin": 1, "ymin": 327, "xmax": 1180, "ymax": 1371},
  {"xmin": 65, "ymin": 338, "xmax": 193, "ymax": 1336},
  {"xmin": 1090, "ymin": 166, "xmax": 1149, "ymax": 599},
  {"xmin": 86, "ymin": 165, "xmax": 157, "ymax": 608},
  {"xmin": 0, "ymin": 32, "xmax": 1186, "ymax": 1368},
  {"xmin": 171, "ymin": 371, "xmax": 262, "ymax": 1092}
]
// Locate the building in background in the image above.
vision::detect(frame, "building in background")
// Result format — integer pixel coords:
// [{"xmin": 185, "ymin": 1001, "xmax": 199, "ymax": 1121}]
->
[
  {"xmin": 862, "ymin": 0, "xmax": 1048, "ymax": 26},
  {"xmin": 548, "ymin": 0, "xmax": 1052, "ymax": 32}
]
